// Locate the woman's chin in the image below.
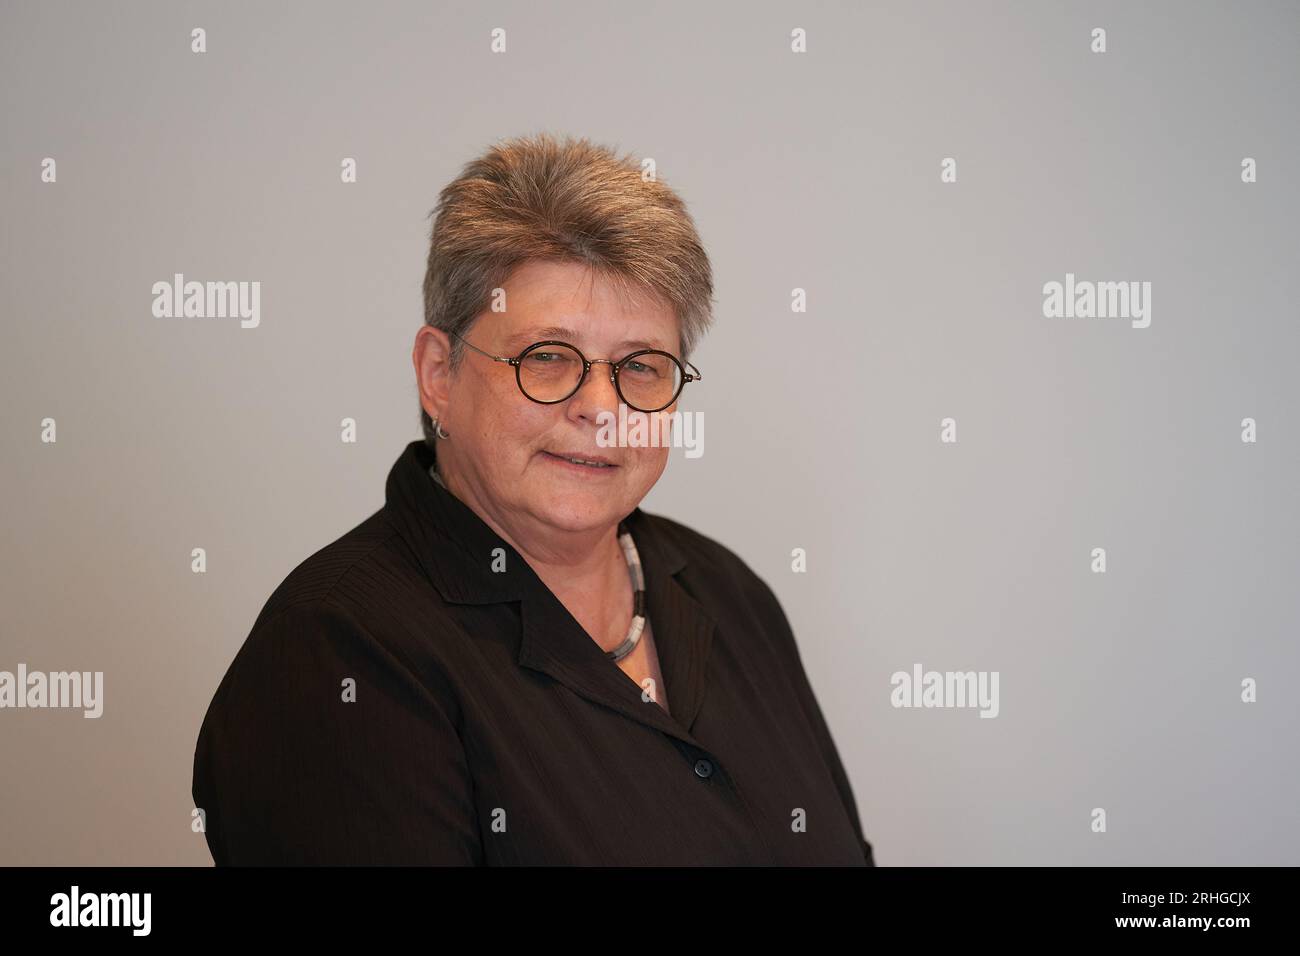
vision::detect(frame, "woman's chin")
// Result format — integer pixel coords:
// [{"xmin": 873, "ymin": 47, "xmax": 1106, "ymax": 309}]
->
[{"xmin": 532, "ymin": 492, "xmax": 623, "ymax": 534}]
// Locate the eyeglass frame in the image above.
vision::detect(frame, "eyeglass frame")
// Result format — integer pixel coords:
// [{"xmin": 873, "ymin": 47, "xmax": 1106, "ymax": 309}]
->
[{"xmin": 447, "ymin": 329, "xmax": 702, "ymax": 414}]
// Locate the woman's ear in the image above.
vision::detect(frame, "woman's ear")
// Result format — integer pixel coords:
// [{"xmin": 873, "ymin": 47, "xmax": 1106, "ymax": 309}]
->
[{"xmin": 413, "ymin": 325, "xmax": 455, "ymax": 420}]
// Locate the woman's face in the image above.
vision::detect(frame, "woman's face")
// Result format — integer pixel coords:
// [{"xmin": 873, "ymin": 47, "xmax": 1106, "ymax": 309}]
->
[{"xmin": 425, "ymin": 259, "xmax": 682, "ymax": 542}]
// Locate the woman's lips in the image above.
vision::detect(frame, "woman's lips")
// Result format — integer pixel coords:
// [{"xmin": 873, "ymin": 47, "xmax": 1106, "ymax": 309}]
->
[{"xmin": 541, "ymin": 450, "xmax": 618, "ymax": 471}]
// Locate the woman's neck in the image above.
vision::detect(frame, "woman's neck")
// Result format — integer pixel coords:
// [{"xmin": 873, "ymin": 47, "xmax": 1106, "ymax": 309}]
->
[{"xmin": 431, "ymin": 459, "xmax": 633, "ymax": 650}]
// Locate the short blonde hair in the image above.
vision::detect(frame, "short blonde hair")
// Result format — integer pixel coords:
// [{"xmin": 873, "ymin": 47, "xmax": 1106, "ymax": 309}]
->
[{"xmin": 419, "ymin": 131, "xmax": 715, "ymax": 447}]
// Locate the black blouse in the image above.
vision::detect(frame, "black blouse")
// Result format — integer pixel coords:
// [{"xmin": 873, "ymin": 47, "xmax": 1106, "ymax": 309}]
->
[{"xmin": 192, "ymin": 439, "xmax": 875, "ymax": 866}]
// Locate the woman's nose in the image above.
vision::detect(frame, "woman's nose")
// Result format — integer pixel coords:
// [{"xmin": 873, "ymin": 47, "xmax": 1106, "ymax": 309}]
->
[{"xmin": 568, "ymin": 361, "xmax": 621, "ymax": 416}]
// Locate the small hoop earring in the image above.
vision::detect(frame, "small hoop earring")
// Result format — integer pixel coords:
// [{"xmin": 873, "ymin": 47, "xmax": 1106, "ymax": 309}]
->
[{"xmin": 432, "ymin": 417, "xmax": 450, "ymax": 440}]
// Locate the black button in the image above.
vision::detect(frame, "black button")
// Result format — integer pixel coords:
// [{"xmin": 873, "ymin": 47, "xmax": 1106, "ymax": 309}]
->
[{"xmin": 693, "ymin": 758, "xmax": 714, "ymax": 779}]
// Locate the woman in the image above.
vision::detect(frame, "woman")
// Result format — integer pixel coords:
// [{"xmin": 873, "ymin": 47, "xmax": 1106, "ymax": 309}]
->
[{"xmin": 192, "ymin": 132, "xmax": 875, "ymax": 866}]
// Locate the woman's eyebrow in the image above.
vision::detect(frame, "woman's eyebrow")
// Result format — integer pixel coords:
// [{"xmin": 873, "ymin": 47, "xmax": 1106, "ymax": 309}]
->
[
  {"xmin": 512, "ymin": 325, "xmax": 580, "ymax": 345},
  {"xmin": 501, "ymin": 326, "xmax": 666, "ymax": 352}
]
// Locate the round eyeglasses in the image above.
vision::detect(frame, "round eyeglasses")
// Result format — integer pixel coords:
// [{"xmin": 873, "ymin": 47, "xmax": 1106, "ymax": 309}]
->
[{"xmin": 449, "ymin": 331, "xmax": 702, "ymax": 414}]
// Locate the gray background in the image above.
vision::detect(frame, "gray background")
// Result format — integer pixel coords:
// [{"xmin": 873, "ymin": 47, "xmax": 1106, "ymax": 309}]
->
[{"xmin": 2, "ymin": 0, "xmax": 1297, "ymax": 865}]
